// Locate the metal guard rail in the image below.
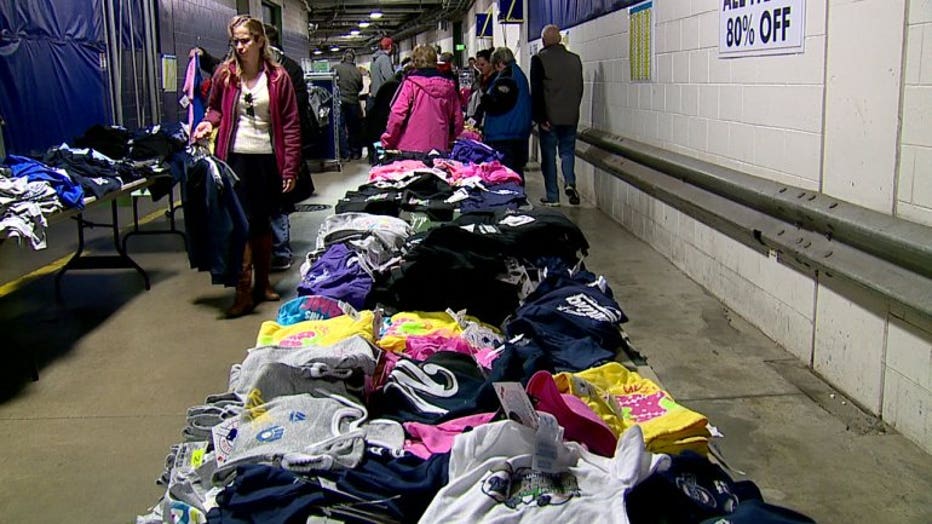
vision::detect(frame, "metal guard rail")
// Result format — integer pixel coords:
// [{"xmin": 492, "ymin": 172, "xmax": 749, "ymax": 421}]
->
[{"xmin": 573, "ymin": 131, "xmax": 932, "ymax": 320}]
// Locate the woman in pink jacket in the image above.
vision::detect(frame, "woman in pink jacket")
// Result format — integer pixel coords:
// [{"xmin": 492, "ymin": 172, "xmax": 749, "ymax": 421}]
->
[
  {"xmin": 381, "ymin": 45, "xmax": 464, "ymax": 153},
  {"xmin": 192, "ymin": 15, "xmax": 301, "ymax": 317}
]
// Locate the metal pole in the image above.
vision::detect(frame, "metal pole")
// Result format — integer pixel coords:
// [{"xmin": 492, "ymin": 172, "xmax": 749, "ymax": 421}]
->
[
  {"xmin": 105, "ymin": 0, "xmax": 123, "ymax": 125},
  {"xmin": 108, "ymin": 0, "xmax": 123, "ymax": 124},
  {"xmin": 128, "ymin": 0, "xmax": 143, "ymax": 125},
  {"xmin": 143, "ymin": 0, "xmax": 160, "ymax": 123},
  {"xmin": 100, "ymin": 2, "xmax": 116, "ymax": 120}
]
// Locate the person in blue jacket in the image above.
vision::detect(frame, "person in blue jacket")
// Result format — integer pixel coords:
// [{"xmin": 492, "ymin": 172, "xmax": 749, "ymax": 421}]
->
[{"xmin": 479, "ymin": 47, "xmax": 532, "ymax": 179}]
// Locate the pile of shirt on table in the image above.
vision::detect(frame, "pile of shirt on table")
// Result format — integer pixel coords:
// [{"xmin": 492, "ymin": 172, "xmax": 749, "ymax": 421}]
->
[
  {"xmin": 138, "ymin": 140, "xmax": 814, "ymax": 524},
  {"xmin": 138, "ymin": 300, "xmax": 810, "ymax": 524},
  {"xmin": 337, "ymin": 139, "xmax": 526, "ymax": 221},
  {"xmin": 0, "ymin": 123, "xmax": 188, "ymax": 250}
]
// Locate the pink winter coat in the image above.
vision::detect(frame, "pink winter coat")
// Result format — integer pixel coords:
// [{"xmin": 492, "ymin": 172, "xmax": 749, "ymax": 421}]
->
[{"xmin": 381, "ymin": 68, "xmax": 464, "ymax": 153}]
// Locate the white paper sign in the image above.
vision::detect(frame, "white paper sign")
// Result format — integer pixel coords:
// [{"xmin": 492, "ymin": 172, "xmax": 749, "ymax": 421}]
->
[{"xmin": 719, "ymin": 0, "xmax": 806, "ymax": 58}]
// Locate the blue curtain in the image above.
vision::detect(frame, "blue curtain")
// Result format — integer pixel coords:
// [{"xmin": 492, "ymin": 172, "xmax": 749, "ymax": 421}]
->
[
  {"xmin": 529, "ymin": 0, "xmax": 643, "ymax": 40},
  {"xmin": 0, "ymin": 0, "xmax": 112, "ymax": 156}
]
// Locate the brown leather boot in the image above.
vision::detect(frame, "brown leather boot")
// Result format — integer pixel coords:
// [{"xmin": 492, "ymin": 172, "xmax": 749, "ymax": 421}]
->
[
  {"xmin": 226, "ymin": 245, "xmax": 255, "ymax": 318},
  {"xmin": 252, "ymin": 232, "xmax": 281, "ymax": 303}
]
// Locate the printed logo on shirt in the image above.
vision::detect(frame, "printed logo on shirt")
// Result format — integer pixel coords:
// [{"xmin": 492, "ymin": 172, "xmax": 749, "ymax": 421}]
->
[
  {"xmin": 298, "ymin": 296, "xmax": 347, "ymax": 320},
  {"xmin": 614, "ymin": 390, "xmax": 678, "ymax": 423},
  {"xmin": 382, "ymin": 360, "xmax": 459, "ymax": 415},
  {"xmin": 244, "ymin": 389, "xmax": 271, "ymax": 422},
  {"xmin": 481, "ymin": 465, "xmax": 580, "ymax": 509},
  {"xmin": 276, "ymin": 327, "xmax": 328, "ymax": 348},
  {"xmin": 367, "ymin": 445, "xmax": 408, "ymax": 458},
  {"xmin": 214, "ymin": 424, "xmax": 238, "ymax": 461},
  {"xmin": 675, "ymin": 474, "xmax": 738, "ymax": 512},
  {"xmin": 499, "ymin": 215, "xmax": 535, "ymax": 227},
  {"xmin": 556, "ymin": 293, "xmax": 623, "ymax": 323},
  {"xmin": 256, "ymin": 425, "xmax": 285, "ymax": 442},
  {"xmin": 289, "ymin": 410, "xmax": 307, "ymax": 422}
]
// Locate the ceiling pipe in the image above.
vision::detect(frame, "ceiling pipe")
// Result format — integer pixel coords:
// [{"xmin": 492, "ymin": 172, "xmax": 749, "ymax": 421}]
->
[{"xmin": 373, "ymin": 0, "xmax": 474, "ymax": 46}]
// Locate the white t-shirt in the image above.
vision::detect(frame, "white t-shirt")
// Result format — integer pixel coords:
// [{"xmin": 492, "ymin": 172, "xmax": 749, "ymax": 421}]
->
[
  {"xmin": 232, "ymin": 71, "xmax": 273, "ymax": 154},
  {"xmin": 418, "ymin": 421, "xmax": 669, "ymax": 524}
]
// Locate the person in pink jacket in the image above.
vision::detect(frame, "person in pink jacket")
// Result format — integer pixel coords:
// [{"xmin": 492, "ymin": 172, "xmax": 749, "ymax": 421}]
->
[{"xmin": 381, "ymin": 45, "xmax": 464, "ymax": 153}]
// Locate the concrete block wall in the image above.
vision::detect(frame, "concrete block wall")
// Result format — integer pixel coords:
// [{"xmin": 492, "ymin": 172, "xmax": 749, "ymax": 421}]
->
[
  {"xmin": 899, "ymin": 0, "xmax": 932, "ymax": 226},
  {"xmin": 545, "ymin": 0, "xmax": 932, "ymax": 452},
  {"xmin": 280, "ymin": 0, "xmax": 309, "ymax": 60},
  {"xmin": 157, "ymin": 0, "xmax": 237, "ymax": 122}
]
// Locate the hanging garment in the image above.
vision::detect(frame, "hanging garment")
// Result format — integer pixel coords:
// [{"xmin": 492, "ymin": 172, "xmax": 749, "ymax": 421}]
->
[
  {"xmin": 183, "ymin": 153, "xmax": 249, "ymax": 287},
  {"xmin": 183, "ymin": 52, "xmax": 205, "ymax": 143}
]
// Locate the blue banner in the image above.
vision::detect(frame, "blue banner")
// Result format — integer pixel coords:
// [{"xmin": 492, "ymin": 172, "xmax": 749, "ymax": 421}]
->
[
  {"xmin": 476, "ymin": 13, "xmax": 494, "ymax": 38},
  {"xmin": 528, "ymin": 0, "xmax": 643, "ymax": 40},
  {"xmin": 498, "ymin": 0, "xmax": 524, "ymax": 23},
  {"xmin": 0, "ymin": 0, "xmax": 110, "ymax": 155}
]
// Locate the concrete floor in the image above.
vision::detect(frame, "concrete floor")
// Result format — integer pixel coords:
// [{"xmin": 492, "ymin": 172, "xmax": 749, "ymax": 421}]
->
[{"xmin": 0, "ymin": 160, "xmax": 929, "ymax": 523}]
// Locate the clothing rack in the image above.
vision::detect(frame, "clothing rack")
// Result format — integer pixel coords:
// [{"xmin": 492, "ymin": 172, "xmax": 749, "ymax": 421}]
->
[{"xmin": 305, "ymin": 71, "xmax": 342, "ymax": 172}]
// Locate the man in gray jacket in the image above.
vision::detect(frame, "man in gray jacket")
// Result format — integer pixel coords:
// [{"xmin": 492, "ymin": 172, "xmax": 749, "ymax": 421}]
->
[
  {"xmin": 530, "ymin": 24, "xmax": 583, "ymax": 206},
  {"xmin": 368, "ymin": 37, "xmax": 395, "ymax": 113},
  {"xmin": 334, "ymin": 49, "xmax": 363, "ymax": 160}
]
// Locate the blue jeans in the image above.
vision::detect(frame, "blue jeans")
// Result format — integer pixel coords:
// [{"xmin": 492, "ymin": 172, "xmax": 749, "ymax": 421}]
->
[
  {"xmin": 270, "ymin": 210, "xmax": 291, "ymax": 260},
  {"xmin": 539, "ymin": 125, "xmax": 577, "ymax": 202},
  {"xmin": 339, "ymin": 102, "xmax": 363, "ymax": 158}
]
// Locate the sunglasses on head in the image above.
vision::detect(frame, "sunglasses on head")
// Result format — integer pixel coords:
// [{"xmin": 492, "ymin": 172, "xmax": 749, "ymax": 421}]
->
[{"xmin": 243, "ymin": 92, "xmax": 255, "ymax": 118}]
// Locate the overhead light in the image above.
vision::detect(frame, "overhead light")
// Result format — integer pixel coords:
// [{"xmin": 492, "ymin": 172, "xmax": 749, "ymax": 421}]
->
[
  {"xmin": 358, "ymin": 21, "xmax": 371, "ymax": 28},
  {"xmin": 313, "ymin": 49, "xmax": 322, "ymax": 55},
  {"xmin": 330, "ymin": 45, "xmax": 340, "ymax": 52},
  {"xmin": 369, "ymin": 11, "xmax": 383, "ymax": 19},
  {"xmin": 350, "ymin": 29, "xmax": 360, "ymax": 36}
]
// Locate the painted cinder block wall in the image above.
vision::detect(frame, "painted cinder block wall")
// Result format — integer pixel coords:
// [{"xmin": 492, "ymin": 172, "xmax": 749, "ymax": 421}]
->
[{"xmin": 530, "ymin": 0, "xmax": 930, "ymax": 452}]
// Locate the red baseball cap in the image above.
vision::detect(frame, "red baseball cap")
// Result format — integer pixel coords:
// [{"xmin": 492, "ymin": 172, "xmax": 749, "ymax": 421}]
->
[
  {"xmin": 527, "ymin": 370, "xmax": 618, "ymax": 457},
  {"xmin": 380, "ymin": 37, "xmax": 393, "ymax": 49}
]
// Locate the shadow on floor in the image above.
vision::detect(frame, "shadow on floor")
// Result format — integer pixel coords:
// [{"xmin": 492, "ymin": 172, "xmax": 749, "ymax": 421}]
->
[{"xmin": 0, "ymin": 265, "xmax": 175, "ymax": 401}]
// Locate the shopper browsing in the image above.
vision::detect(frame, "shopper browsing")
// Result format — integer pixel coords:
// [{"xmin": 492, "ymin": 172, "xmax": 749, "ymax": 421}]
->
[
  {"xmin": 530, "ymin": 24, "xmax": 583, "ymax": 207},
  {"xmin": 479, "ymin": 47, "xmax": 532, "ymax": 179},
  {"xmin": 333, "ymin": 49, "xmax": 364, "ymax": 161},
  {"xmin": 192, "ymin": 15, "xmax": 301, "ymax": 317},
  {"xmin": 263, "ymin": 23, "xmax": 315, "ymax": 272},
  {"xmin": 380, "ymin": 45, "xmax": 463, "ymax": 154}
]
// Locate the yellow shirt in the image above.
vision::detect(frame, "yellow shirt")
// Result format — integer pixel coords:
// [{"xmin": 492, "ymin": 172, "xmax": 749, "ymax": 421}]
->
[
  {"xmin": 256, "ymin": 310, "xmax": 376, "ymax": 348},
  {"xmin": 377, "ymin": 311, "xmax": 497, "ymax": 353},
  {"xmin": 555, "ymin": 362, "xmax": 710, "ymax": 454}
]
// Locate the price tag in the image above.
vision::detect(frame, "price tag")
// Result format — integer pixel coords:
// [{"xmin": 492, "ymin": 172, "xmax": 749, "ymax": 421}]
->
[
  {"xmin": 493, "ymin": 382, "xmax": 539, "ymax": 430},
  {"xmin": 178, "ymin": 94, "xmax": 191, "ymax": 109},
  {"xmin": 533, "ymin": 412, "xmax": 563, "ymax": 473}
]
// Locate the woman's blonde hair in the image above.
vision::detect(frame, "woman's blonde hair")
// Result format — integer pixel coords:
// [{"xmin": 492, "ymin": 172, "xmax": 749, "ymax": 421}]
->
[
  {"xmin": 411, "ymin": 44, "xmax": 437, "ymax": 69},
  {"xmin": 219, "ymin": 15, "xmax": 276, "ymax": 86}
]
